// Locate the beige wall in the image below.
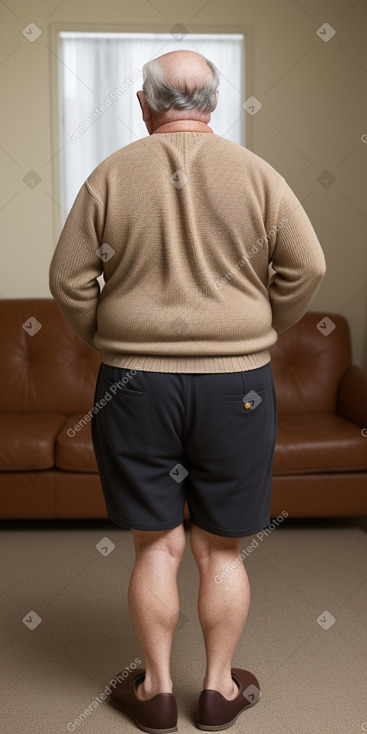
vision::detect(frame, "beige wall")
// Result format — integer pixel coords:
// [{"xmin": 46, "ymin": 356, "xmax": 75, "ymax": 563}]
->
[{"xmin": 1, "ymin": 0, "xmax": 366, "ymax": 366}]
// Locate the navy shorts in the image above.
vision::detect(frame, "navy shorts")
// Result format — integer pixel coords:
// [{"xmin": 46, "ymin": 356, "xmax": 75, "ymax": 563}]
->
[{"xmin": 91, "ymin": 362, "xmax": 278, "ymax": 538}]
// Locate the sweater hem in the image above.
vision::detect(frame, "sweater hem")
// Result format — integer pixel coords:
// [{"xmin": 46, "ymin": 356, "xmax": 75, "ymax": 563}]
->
[{"xmin": 97, "ymin": 349, "xmax": 272, "ymax": 373}]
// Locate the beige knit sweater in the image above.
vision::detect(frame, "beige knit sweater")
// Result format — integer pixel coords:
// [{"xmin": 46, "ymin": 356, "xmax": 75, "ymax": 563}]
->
[{"xmin": 49, "ymin": 132, "xmax": 326, "ymax": 373}]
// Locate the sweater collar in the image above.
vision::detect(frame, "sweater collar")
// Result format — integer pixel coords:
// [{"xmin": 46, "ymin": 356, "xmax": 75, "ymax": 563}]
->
[{"xmin": 152, "ymin": 121, "xmax": 214, "ymax": 134}]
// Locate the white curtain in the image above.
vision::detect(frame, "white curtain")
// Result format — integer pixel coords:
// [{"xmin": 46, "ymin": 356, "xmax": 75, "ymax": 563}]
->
[{"xmin": 59, "ymin": 32, "xmax": 244, "ymax": 217}]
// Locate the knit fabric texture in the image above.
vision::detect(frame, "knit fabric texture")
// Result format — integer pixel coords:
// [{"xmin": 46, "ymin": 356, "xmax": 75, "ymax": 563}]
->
[{"xmin": 49, "ymin": 132, "xmax": 326, "ymax": 373}]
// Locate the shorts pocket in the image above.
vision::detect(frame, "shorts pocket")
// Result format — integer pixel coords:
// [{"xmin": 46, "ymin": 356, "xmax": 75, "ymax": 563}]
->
[
  {"xmin": 221, "ymin": 388, "xmax": 266, "ymax": 412},
  {"xmin": 106, "ymin": 379, "xmax": 148, "ymax": 398}
]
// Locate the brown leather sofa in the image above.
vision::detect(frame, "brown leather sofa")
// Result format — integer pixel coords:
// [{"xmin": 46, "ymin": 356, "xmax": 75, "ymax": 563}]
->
[{"xmin": 0, "ymin": 299, "xmax": 366, "ymax": 520}]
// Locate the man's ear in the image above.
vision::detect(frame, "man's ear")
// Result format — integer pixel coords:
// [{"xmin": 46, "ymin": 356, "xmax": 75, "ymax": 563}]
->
[
  {"xmin": 136, "ymin": 90, "xmax": 153, "ymax": 133},
  {"xmin": 136, "ymin": 91, "xmax": 144, "ymax": 114}
]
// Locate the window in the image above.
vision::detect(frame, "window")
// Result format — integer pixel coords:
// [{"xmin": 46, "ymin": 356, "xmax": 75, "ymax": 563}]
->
[{"xmin": 58, "ymin": 32, "xmax": 245, "ymax": 218}]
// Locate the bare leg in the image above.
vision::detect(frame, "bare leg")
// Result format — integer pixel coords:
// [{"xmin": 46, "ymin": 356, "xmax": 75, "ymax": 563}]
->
[
  {"xmin": 190, "ymin": 523, "xmax": 250, "ymax": 700},
  {"xmin": 128, "ymin": 524, "xmax": 186, "ymax": 700}
]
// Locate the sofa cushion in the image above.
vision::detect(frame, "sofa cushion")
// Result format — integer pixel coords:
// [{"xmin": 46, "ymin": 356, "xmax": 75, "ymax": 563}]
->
[
  {"xmin": 55, "ymin": 415, "xmax": 98, "ymax": 472},
  {"xmin": 0, "ymin": 299, "xmax": 100, "ymax": 414},
  {"xmin": 273, "ymin": 414, "xmax": 367, "ymax": 475},
  {"xmin": 270, "ymin": 312, "xmax": 351, "ymax": 414},
  {"xmin": 0, "ymin": 412, "xmax": 67, "ymax": 470}
]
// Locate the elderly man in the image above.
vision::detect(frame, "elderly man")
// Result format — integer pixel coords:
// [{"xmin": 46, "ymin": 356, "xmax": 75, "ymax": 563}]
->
[{"xmin": 49, "ymin": 50, "xmax": 326, "ymax": 732}]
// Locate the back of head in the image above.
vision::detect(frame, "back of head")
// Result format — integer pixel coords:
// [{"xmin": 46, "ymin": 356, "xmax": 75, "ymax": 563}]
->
[{"xmin": 142, "ymin": 53, "xmax": 220, "ymax": 115}]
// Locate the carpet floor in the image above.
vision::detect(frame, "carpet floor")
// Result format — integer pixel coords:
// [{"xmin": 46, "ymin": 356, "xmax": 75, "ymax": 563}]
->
[{"xmin": 1, "ymin": 516, "xmax": 366, "ymax": 734}]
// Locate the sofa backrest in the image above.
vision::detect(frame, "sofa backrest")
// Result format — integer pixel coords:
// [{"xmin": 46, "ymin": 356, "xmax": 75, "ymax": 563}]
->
[
  {"xmin": 269, "ymin": 312, "xmax": 351, "ymax": 414},
  {"xmin": 0, "ymin": 298, "xmax": 100, "ymax": 413},
  {"xmin": 0, "ymin": 300, "xmax": 351, "ymax": 415}
]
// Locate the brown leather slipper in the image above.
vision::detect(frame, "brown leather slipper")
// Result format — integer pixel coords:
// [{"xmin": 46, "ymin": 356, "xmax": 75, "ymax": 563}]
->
[
  {"xmin": 197, "ymin": 668, "xmax": 261, "ymax": 731},
  {"xmin": 109, "ymin": 668, "xmax": 178, "ymax": 733}
]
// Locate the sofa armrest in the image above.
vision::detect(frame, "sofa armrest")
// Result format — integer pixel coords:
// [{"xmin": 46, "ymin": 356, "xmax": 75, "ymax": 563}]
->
[{"xmin": 337, "ymin": 364, "xmax": 367, "ymax": 428}]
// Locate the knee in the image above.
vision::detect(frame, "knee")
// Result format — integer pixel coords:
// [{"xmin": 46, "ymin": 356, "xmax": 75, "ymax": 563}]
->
[
  {"xmin": 190, "ymin": 524, "xmax": 242, "ymax": 565},
  {"xmin": 132, "ymin": 524, "xmax": 186, "ymax": 562}
]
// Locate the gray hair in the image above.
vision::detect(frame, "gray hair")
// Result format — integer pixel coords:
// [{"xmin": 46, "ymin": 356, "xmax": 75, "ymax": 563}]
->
[{"xmin": 142, "ymin": 54, "xmax": 220, "ymax": 114}]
